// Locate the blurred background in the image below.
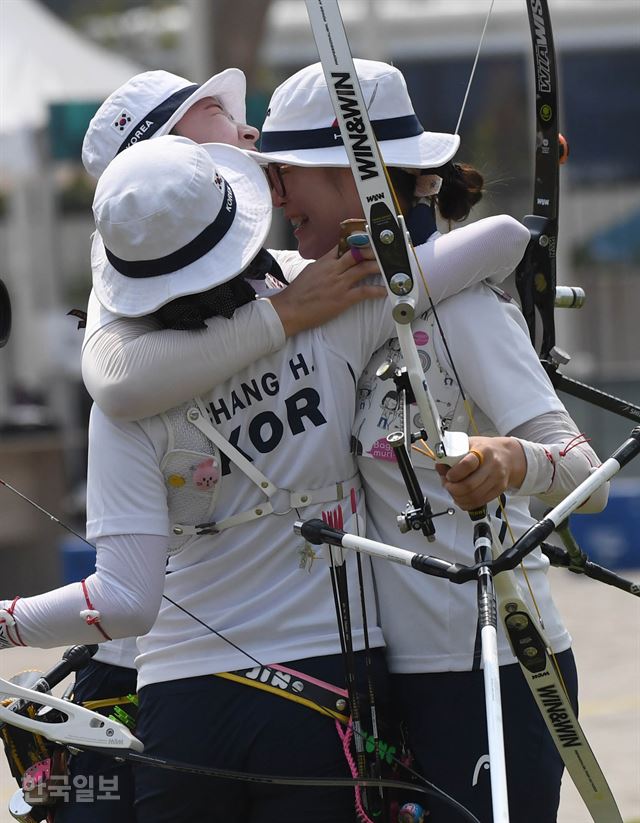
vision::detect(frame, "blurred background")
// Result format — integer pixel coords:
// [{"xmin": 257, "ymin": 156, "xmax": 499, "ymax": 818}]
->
[
  {"xmin": 0, "ymin": 0, "xmax": 639, "ymax": 590},
  {"xmin": 0, "ymin": 1, "xmax": 638, "ymax": 821}
]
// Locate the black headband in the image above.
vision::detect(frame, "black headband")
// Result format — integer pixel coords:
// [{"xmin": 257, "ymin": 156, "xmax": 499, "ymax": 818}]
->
[
  {"xmin": 117, "ymin": 83, "xmax": 200, "ymax": 154},
  {"xmin": 104, "ymin": 180, "xmax": 236, "ymax": 279},
  {"xmin": 260, "ymin": 113, "xmax": 423, "ymax": 152}
]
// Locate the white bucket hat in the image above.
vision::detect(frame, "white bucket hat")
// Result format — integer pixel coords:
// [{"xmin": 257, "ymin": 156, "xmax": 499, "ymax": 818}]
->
[
  {"xmin": 82, "ymin": 68, "xmax": 247, "ymax": 179},
  {"xmin": 255, "ymin": 59, "xmax": 460, "ymax": 169},
  {"xmin": 91, "ymin": 135, "xmax": 272, "ymax": 317}
]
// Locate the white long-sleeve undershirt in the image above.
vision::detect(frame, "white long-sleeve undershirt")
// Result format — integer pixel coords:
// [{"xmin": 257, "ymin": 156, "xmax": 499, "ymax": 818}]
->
[
  {"xmin": 0, "ymin": 535, "xmax": 167, "ymax": 650},
  {"xmin": 510, "ymin": 409, "xmax": 608, "ymax": 512},
  {"xmin": 82, "ymin": 217, "xmax": 530, "ymax": 421},
  {"xmin": 82, "ymin": 296, "xmax": 287, "ymax": 421},
  {"xmin": 1, "ymin": 409, "xmax": 608, "ymax": 651}
]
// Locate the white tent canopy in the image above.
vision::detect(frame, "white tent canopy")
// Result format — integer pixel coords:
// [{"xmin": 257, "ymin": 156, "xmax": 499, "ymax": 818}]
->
[
  {"xmin": 0, "ymin": 0, "xmax": 142, "ymax": 136},
  {"xmin": 0, "ymin": 1, "xmax": 142, "ymax": 410}
]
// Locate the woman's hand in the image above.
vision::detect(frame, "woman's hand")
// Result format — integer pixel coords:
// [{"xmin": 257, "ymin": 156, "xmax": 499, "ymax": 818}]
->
[
  {"xmin": 269, "ymin": 243, "xmax": 385, "ymax": 337},
  {"xmin": 435, "ymin": 436, "xmax": 527, "ymax": 511}
]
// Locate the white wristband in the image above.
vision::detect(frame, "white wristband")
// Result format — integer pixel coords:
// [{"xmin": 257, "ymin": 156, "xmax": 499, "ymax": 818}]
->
[
  {"xmin": 514, "ymin": 438, "xmax": 555, "ymax": 497},
  {"xmin": 0, "ymin": 603, "xmax": 21, "ymax": 648}
]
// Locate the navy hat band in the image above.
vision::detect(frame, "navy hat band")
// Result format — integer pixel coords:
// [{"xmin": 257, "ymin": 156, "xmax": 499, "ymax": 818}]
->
[
  {"xmin": 260, "ymin": 113, "xmax": 423, "ymax": 153},
  {"xmin": 117, "ymin": 83, "xmax": 200, "ymax": 154}
]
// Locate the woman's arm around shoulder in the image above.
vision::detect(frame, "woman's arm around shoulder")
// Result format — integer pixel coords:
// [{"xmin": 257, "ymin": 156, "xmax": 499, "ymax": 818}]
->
[
  {"xmin": 82, "ymin": 246, "xmax": 383, "ymax": 421},
  {"xmin": 415, "ymin": 214, "xmax": 530, "ymax": 304},
  {"xmin": 82, "ymin": 293, "xmax": 286, "ymax": 421}
]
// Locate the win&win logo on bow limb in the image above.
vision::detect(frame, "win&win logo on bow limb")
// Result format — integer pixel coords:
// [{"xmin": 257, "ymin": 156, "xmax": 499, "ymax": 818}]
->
[
  {"xmin": 529, "ymin": 0, "xmax": 552, "ymax": 93},
  {"xmin": 536, "ymin": 684, "xmax": 580, "ymax": 748},
  {"xmin": 330, "ymin": 72, "xmax": 379, "ymax": 182}
]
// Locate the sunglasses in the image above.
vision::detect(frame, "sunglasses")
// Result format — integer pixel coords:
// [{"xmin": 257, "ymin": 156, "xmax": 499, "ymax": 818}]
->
[{"xmin": 265, "ymin": 163, "xmax": 289, "ymax": 198}]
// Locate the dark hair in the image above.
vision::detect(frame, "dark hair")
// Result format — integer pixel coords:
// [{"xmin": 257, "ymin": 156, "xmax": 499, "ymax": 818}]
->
[
  {"xmin": 153, "ymin": 277, "xmax": 256, "ymax": 330},
  {"xmin": 387, "ymin": 167, "xmax": 415, "ymax": 211},
  {"xmin": 152, "ymin": 249, "xmax": 282, "ymax": 331},
  {"xmin": 436, "ymin": 162, "xmax": 484, "ymax": 222},
  {"xmin": 388, "ymin": 161, "xmax": 484, "ymax": 223},
  {"xmin": 381, "ymin": 390, "xmax": 399, "ymax": 407}
]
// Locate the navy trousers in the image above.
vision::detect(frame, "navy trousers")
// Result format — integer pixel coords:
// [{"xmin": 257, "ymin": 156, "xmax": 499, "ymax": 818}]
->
[
  {"xmin": 390, "ymin": 649, "xmax": 579, "ymax": 823},
  {"xmin": 54, "ymin": 659, "xmax": 137, "ymax": 823},
  {"xmin": 134, "ymin": 650, "xmax": 390, "ymax": 823}
]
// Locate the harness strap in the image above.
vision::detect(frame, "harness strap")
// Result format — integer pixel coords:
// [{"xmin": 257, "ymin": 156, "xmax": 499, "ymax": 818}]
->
[
  {"xmin": 190, "ymin": 397, "xmax": 277, "ymax": 495},
  {"xmin": 171, "ymin": 397, "xmax": 361, "ymax": 536}
]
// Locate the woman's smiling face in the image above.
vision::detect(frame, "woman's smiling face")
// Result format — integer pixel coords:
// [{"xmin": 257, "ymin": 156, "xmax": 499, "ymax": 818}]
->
[
  {"xmin": 269, "ymin": 165, "xmax": 364, "ymax": 259},
  {"xmin": 173, "ymin": 97, "xmax": 259, "ymax": 149}
]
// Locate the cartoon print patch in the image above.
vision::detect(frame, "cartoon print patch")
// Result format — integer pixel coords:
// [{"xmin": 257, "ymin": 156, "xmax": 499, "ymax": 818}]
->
[
  {"xmin": 160, "ymin": 447, "xmax": 222, "ymax": 555},
  {"xmin": 192, "ymin": 457, "xmax": 220, "ymax": 490},
  {"xmin": 353, "ymin": 315, "xmax": 467, "ymax": 467},
  {"xmin": 377, "ymin": 390, "xmax": 401, "ymax": 431}
]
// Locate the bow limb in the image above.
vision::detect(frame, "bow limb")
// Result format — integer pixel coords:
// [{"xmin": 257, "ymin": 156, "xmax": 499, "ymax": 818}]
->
[
  {"xmin": 0, "ymin": 673, "xmax": 440, "ymax": 796},
  {"xmin": 303, "ymin": 0, "xmax": 468, "ymax": 469},
  {"xmin": 0, "ymin": 675, "xmax": 142, "ymax": 752},
  {"xmin": 515, "ymin": 0, "xmax": 562, "ymax": 361},
  {"xmin": 514, "ymin": 1, "xmax": 640, "ymax": 425},
  {"xmin": 454, "ymin": 0, "xmax": 562, "ymax": 361}
]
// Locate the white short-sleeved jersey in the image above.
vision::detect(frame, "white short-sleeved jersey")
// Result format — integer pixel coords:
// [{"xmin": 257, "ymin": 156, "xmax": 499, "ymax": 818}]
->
[
  {"xmin": 86, "ymin": 282, "xmax": 431, "ymax": 689},
  {"xmin": 93, "ymin": 635, "xmax": 138, "ymax": 667},
  {"xmin": 355, "ymin": 284, "xmax": 570, "ymax": 673}
]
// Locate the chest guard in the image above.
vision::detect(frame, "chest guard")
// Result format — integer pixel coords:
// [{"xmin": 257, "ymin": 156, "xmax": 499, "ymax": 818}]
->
[
  {"xmin": 163, "ymin": 397, "xmax": 361, "ymax": 552},
  {"xmin": 353, "ymin": 309, "xmax": 471, "ymax": 469},
  {"xmin": 160, "ymin": 400, "xmax": 223, "ymax": 555}
]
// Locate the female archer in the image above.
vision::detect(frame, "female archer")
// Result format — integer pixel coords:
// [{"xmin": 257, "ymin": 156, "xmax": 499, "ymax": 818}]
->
[
  {"xmin": 0, "ymin": 135, "xmax": 432, "ymax": 822},
  {"xmin": 255, "ymin": 59, "xmax": 608, "ymax": 823},
  {"xmin": 51, "ymin": 65, "xmax": 385, "ymax": 823}
]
